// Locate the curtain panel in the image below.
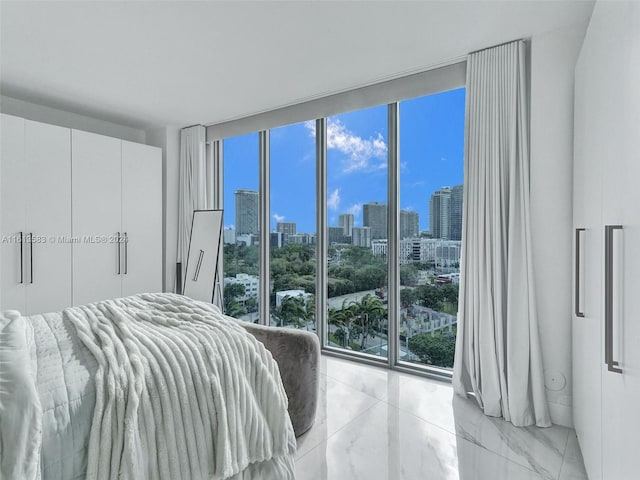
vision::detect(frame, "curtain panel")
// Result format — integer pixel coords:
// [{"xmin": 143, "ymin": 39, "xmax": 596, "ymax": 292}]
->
[
  {"xmin": 453, "ymin": 40, "xmax": 550, "ymax": 427},
  {"xmin": 176, "ymin": 125, "xmax": 208, "ymax": 293}
]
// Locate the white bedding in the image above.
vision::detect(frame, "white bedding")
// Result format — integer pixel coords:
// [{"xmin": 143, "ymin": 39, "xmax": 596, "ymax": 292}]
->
[{"xmin": 1, "ymin": 293, "xmax": 296, "ymax": 480}]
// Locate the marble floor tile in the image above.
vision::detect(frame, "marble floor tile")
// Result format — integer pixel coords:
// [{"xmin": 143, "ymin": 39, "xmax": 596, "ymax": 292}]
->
[
  {"xmin": 558, "ymin": 432, "xmax": 588, "ymax": 480},
  {"xmin": 296, "ymin": 401, "xmax": 547, "ymax": 480},
  {"xmin": 323, "ymin": 356, "xmax": 410, "ymax": 401},
  {"xmin": 299, "ymin": 356, "xmax": 588, "ymax": 480},
  {"xmin": 295, "ymin": 373, "xmax": 380, "ymax": 459},
  {"xmin": 384, "ymin": 376, "xmax": 569, "ymax": 479}
]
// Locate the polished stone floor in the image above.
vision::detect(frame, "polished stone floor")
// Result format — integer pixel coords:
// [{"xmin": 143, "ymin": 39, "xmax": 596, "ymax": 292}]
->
[{"xmin": 295, "ymin": 355, "xmax": 588, "ymax": 480}]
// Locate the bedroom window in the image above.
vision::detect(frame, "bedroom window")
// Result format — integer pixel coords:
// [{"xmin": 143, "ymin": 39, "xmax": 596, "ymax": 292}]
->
[
  {"xmin": 397, "ymin": 87, "xmax": 466, "ymax": 370},
  {"xmin": 269, "ymin": 122, "xmax": 316, "ymax": 330},
  {"xmin": 325, "ymin": 105, "xmax": 389, "ymax": 358},
  {"xmin": 222, "ymin": 132, "xmax": 260, "ymax": 322},
  {"xmin": 210, "ymin": 61, "xmax": 466, "ymax": 380}
]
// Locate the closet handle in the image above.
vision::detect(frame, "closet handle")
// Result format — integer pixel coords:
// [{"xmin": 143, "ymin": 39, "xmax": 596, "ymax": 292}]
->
[
  {"xmin": 123, "ymin": 232, "xmax": 128, "ymax": 275},
  {"xmin": 29, "ymin": 233, "xmax": 34, "ymax": 284},
  {"xmin": 575, "ymin": 228, "xmax": 585, "ymax": 317},
  {"xmin": 19, "ymin": 232, "xmax": 24, "ymax": 284},
  {"xmin": 116, "ymin": 232, "xmax": 121, "ymax": 275},
  {"xmin": 193, "ymin": 250, "xmax": 205, "ymax": 282},
  {"xmin": 605, "ymin": 225, "xmax": 623, "ymax": 374}
]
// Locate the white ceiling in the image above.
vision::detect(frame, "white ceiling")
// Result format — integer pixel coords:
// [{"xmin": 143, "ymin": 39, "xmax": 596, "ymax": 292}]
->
[{"xmin": 0, "ymin": 1, "xmax": 594, "ymax": 130}]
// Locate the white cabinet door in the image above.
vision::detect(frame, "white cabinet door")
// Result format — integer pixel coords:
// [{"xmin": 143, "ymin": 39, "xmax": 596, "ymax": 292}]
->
[
  {"xmin": 72, "ymin": 130, "xmax": 122, "ymax": 305},
  {"xmin": 24, "ymin": 120, "xmax": 72, "ymax": 314},
  {"xmin": 121, "ymin": 141, "xmax": 162, "ymax": 296},
  {"xmin": 0, "ymin": 114, "xmax": 27, "ymax": 312},
  {"xmin": 572, "ymin": 54, "xmax": 605, "ymax": 480},
  {"xmin": 600, "ymin": 6, "xmax": 640, "ymax": 478}
]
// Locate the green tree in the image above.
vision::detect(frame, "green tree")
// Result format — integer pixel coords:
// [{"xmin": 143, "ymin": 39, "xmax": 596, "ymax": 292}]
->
[
  {"xmin": 400, "ymin": 264, "xmax": 419, "ymax": 285},
  {"xmin": 275, "ymin": 295, "xmax": 307, "ymax": 328},
  {"xmin": 354, "ymin": 294, "xmax": 386, "ymax": 350},
  {"xmin": 224, "ymin": 283, "xmax": 247, "ymax": 317},
  {"xmin": 328, "ymin": 299, "xmax": 358, "ymax": 348},
  {"xmin": 400, "ymin": 288, "xmax": 417, "ymax": 309},
  {"xmin": 304, "ymin": 295, "xmax": 316, "ymax": 331},
  {"xmin": 407, "ymin": 332, "xmax": 456, "ymax": 368}
]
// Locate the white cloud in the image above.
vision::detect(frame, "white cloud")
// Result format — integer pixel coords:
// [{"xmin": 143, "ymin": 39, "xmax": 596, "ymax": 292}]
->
[
  {"xmin": 327, "ymin": 188, "xmax": 340, "ymax": 211},
  {"xmin": 346, "ymin": 203, "xmax": 362, "ymax": 216},
  {"xmin": 304, "ymin": 119, "xmax": 388, "ymax": 173},
  {"xmin": 273, "ymin": 213, "xmax": 285, "ymax": 223},
  {"xmin": 304, "ymin": 120, "xmax": 316, "ymax": 137}
]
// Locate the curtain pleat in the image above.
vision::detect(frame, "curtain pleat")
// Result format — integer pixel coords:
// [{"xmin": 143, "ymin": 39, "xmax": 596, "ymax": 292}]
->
[
  {"xmin": 453, "ymin": 40, "xmax": 550, "ymax": 427},
  {"xmin": 176, "ymin": 125, "xmax": 207, "ymax": 293}
]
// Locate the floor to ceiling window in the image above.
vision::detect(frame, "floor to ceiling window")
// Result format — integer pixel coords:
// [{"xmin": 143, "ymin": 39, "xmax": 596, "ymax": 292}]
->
[
  {"xmin": 269, "ymin": 122, "xmax": 317, "ymax": 330},
  {"xmin": 325, "ymin": 105, "xmax": 389, "ymax": 358},
  {"xmin": 213, "ymin": 62, "xmax": 466, "ymax": 377},
  {"xmin": 398, "ymin": 87, "xmax": 466, "ymax": 369},
  {"xmin": 222, "ymin": 132, "xmax": 260, "ymax": 322}
]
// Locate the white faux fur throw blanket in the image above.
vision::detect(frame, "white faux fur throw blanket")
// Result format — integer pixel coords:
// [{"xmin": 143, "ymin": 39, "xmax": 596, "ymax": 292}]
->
[{"xmin": 65, "ymin": 293, "xmax": 296, "ymax": 480}]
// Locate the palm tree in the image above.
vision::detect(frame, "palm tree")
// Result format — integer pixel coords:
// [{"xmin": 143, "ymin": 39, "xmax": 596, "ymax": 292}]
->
[
  {"xmin": 277, "ymin": 295, "xmax": 306, "ymax": 328},
  {"xmin": 304, "ymin": 294, "xmax": 316, "ymax": 331},
  {"xmin": 328, "ymin": 299, "xmax": 358, "ymax": 348},
  {"xmin": 355, "ymin": 294, "xmax": 386, "ymax": 350}
]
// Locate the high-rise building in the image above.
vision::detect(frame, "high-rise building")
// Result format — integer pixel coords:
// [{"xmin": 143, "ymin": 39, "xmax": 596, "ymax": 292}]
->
[
  {"xmin": 328, "ymin": 226, "xmax": 348, "ymax": 244},
  {"xmin": 400, "ymin": 210, "xmax": 419, "ymax": 239},
  {"xmin": 276, "ymin": 222, "xmax": 296, "ymax": 235},
  {"xmin": 235, "ymin": 189, "xmax": 259, "ymax": 235},
  {"xmin": 363, "ymin": 202, "xmax": 387, "ymax": 240},
  {"xmin": 339, "ymin": 213, "xmax": 354, "ymax": 237},
  {"xmin": 450, "ymin": 185, "xmax": 464, "ymax": 241},
  {"xmin": 270, "ymin": 232, "xmax": 286, "ymax": 248},
  {"xmin": 352, "ymin": 226, "xmax": 372, "ymax": 248},
  {"xmin": 429, "ymin": 187, "xmax": 451, "ymax": 239},
  {"xmin": 223, "ymin": 227, "xmax": 236, "ymax": 245}
]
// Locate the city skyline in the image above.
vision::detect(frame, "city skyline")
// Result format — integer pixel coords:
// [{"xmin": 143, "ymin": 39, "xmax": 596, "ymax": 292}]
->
[
  {"xmin": 228, "ymin": 185, "xmax": 462, "ymax": 242},
  {"xmin": 223, "ymin": 88, "xmax": 465, "ymax": 234}
]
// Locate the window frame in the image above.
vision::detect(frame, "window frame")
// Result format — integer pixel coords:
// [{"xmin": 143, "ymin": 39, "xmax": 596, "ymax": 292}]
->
[{"xmin": 210, "ymin": 61, "xmax": 465, "ymax": 381}]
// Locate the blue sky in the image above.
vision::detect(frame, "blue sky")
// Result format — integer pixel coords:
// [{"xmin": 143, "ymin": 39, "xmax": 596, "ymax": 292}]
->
[{"xmin": 224, "ymin": 87, "xmax": 465, "ymax": 234}]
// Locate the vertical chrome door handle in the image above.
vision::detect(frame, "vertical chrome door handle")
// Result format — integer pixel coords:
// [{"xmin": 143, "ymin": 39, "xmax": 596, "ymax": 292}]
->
[
  {"xmin": 116, "ymin": 232, "xmax": 121, "ymax": 275},
  {"xmin": 123, "ymin": 232, "xmax": 128, "ymax": 275},
  {"xmin": 575, "ymin": 228, "xmax": 585, "ymax": 317},
  {"xmin": 29, "ymin": 233, "xmax": 33, "ymax": 284},
  {"xmin": 193, "ymin": 249, "xmax": 205, "ymax": 282},
  {"xmin": 19, "ymin": 231, "xmax": 24, "ymax": 284},
  {"xmin": 605, "ymin": 225, "xmax": 623, "ymax": 374}
]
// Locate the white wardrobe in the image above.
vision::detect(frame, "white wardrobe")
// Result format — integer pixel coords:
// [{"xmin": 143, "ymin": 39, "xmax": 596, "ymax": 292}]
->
[
  {"xmin": 72, "ymin": 130, "xmax": 162, "ymax": 306},
  {"xmin": 572, "ymin": 2, "xmax": 639, "ymax": 479},
  {"xmin": 0, "ymin": 114, "xmax": 72, "ymax": 315},
  {"xmin": 0, "ymin": 114, "xmax": 162, "ymax": 314}
]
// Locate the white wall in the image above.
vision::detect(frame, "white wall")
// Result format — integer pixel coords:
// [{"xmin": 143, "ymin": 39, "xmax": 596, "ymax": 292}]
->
[
  {"xmin": 0, "ymin": 95, "xmax": 146, "ymax": 143},
  {"xmin": 529, "ymin": 20, "xmax": 590, "ymax": 427},
  {"xmin": 146, "ymin": 126, "xmax": 180, "ymax": 293}
]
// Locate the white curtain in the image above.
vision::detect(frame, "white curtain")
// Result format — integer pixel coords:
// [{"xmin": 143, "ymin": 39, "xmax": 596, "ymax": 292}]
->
[
  {"xmin": 176, "ymin": 125, "xmax": 208, "ymax": 293},
  {"xmin": 453, "ymin": 40, "xmax": 550, "ymax": 427}
]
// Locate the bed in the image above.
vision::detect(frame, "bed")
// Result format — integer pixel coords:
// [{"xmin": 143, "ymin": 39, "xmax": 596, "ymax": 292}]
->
[{"xmin": 0, "ymin": 293, "xmax": 308, "ymax": 480}]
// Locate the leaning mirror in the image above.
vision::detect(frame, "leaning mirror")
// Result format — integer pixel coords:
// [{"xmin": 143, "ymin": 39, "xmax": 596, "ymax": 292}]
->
[{"xmin": 183, "ymin": 209, "xmax": 223, "ymax": 305}]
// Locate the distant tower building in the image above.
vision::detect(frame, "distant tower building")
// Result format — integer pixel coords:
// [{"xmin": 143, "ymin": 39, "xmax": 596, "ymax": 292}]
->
[
  {"xmin": 352, "ymin": 226, "xmax": 372, "ymax": 248},
  {"xmin": 277, "ymin": 222, "xmax": 296, "ymax": 235},
  {"xmin": 339, "ymin": 214, "xmax": 354, "ymax": 237},
  {"xmin": 328, "ymin": 227, "xmax": 347, "ymax": 244},
  {"xmin": 400, "ymin": 210, "xmax": 419, "ymax": 239},
  {"xmin": 363, "ymin": 202, "xmax": 387, "ymax": 240},
  {"xmin": 450, "ymin": 185, "xmax": 464, "ymax": 241},
  {"xmin": 429, "ymin": 187, "xmax": 451, "ymax": 239},
  {"xmin": 235, "ymin": 189, "xmax": 259, "ymax": 235},
  {"xmin": 223, "ymin": 227, "xmax": 236, "ymax": 245}
]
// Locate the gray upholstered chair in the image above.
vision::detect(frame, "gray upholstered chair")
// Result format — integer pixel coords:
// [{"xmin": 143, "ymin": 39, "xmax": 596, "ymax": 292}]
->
[{"xmin": 238, "ymin": 321, "xmax": 320, "ymax": 437}]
